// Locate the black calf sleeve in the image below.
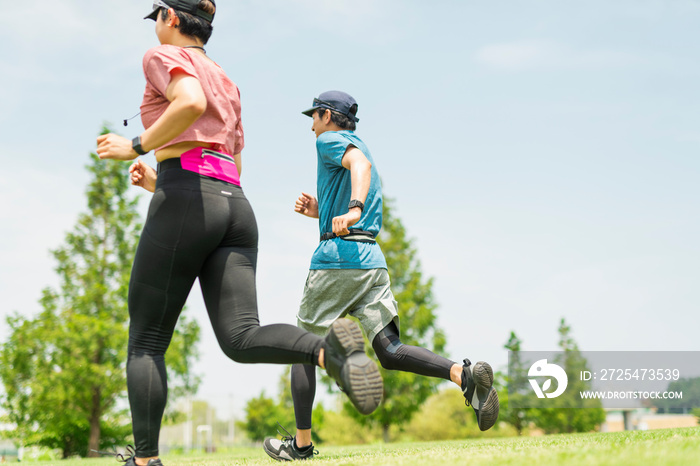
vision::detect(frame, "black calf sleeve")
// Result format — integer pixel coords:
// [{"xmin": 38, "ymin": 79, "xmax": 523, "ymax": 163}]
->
[{"xmin": 372, "ymin": 322, "xmax": 454, "ymax": 381}]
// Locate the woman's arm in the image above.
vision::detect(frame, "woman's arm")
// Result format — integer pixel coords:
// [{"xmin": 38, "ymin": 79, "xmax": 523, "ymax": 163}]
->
[
  {"xmin": 233, "ymin": 152, "xmax": 242, "ymax": 176},
  {"xmin": 96, "ymin": 71, "xmax": 206, "ymax": 161}
]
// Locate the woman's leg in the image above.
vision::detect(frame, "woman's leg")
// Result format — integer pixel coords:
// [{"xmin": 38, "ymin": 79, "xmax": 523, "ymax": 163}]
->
[
  {"xmin": 199, "ymin": 245, "xmax": 323, "ymax": 365},
  {"xmin": 126, "ymin": 186, "xmax": 214, "ymax": 459},
  {"xmin": 127, "ymin": 231, "xmax": 200, "ymax": 458}
]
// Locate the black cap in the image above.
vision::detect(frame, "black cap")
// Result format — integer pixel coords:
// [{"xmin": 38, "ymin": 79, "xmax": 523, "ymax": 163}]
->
[
  {"xmin": 302, "ymin": 90, "xmax": 360, "ymax": 123},
  {"xmin": 145, "ymin": 0, "xmax": 214, "ymax": 23}
]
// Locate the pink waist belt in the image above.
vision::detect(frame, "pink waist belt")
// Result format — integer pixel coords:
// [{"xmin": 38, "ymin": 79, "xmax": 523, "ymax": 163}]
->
[{"xmin": 177, "ymin": 147, "xmax": 241, "ymax": 186}]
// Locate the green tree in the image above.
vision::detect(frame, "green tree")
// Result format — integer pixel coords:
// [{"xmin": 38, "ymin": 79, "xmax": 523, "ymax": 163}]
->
[
  {"xmin": 236, "ymin": 393, "xmax": 280, "ymax": 442},
  {"xmin": 338, "ymin": 197, "xmax": 448, "ymax": 442},
  {"xmin": 402, "ymin": 389, "xmax": 482, "ymax": 441},
  {"xmin": 237, "ymin": 371, "xmax": 294, "ymax": 442},
  {"xmin": 402, "ymin": 387, "xmax": 516, "ymax": 441},
  {"xmin": 502, "ymin": 331, "xmax": 531, "ymax": 435},
  {"xmin": 650, "ymin": 377, "xmax": 700, "ymax": 414},
  {"xmin": 529, "ymin": 319, "xmax": 605, "ymax": 434},
  {"xmin": 239, "ymin": 368, "xmax": 327, "ymax": 443},
  {"xmin": 0, "ymin": 130, "xmax": 200, "ymax": 458},
  {"xmin": 692, "ymin": 408, "xmax": 700, "ymax": 424}
]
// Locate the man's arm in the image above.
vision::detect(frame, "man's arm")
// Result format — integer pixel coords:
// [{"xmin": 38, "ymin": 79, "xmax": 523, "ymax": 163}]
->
[
  {"xmin": 332, "ymin": 146, "xmax": 371, "ymax": 236},
  {"xmin": 295, "ymin": 192, "xmax": 319, "ymax": 218}
]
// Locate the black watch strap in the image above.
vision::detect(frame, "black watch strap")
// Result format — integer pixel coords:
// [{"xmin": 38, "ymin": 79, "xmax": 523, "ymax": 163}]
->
[
  {"xmin": 132, "ymin": 136, "xmax": 148, "ymax": 155},
  {"xmin": 348, "ymin": 199, "xmax": 364, "ymax": 211}
]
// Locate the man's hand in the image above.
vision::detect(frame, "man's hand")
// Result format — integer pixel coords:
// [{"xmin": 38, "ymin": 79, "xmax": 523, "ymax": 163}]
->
[
  {"xmin": 96, "ymin": 133, "xmax": 139, "ymax": 161},
  {"xmin": 332, "ymin": 208, "xmax": 362, "ymax": 236},
  {"xmin": 295, "ymin": 192, "xmax": 319, "ymax": 219},
  {"xmin": 129, "ymin": 159, "xmax": 157, "ymax": 193}
]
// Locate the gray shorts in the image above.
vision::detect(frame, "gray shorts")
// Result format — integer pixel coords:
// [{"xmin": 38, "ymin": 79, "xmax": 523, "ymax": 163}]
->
[{"xmin": 297, "ymin": 268, "xmax": 400, "ymax": 343}]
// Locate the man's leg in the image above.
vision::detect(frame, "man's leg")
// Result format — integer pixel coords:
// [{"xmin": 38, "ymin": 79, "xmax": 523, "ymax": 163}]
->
[
  {"xmin": 291, "ymin": 364, "xmax": 316, "ymax": 448},
  {"xmin": 371, "ymin": 321, "xmax": 456, "ymax": 381},
  {"xmin": 371, "ymin": 321, "xmax": 466, "ymax": 386},
  {"xmin": 372, "ymin": 321, "xmax": 499, "ymax": 431}
]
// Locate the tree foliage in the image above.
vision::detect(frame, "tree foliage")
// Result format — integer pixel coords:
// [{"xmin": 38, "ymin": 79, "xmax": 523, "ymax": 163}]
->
[
  {"xmin": 237, "ymin": 370, "xmax": 295, "ymax": 442},
  {"xmin": 528, "ymin": 319, "xmax": 605, "ymax": 434},
  {"xmin": 402, "ymin": 389, "xmax": 488, "ymax": 441},
  {"xmin": 0, "ymin": 130, "xmax": 200, "ymax": 458},
  {"xmin": 650, "ymin": 377, "xmax": 700, "ymax": 414},
  {"xmin": 238, "ymin": 369, "xmax": 326, "ymax": 443},
  {"xmin": 502, "ymin": 331, "xmax": 533, "ymax": 435},
  {"xmin": 338, "ymin": 197, "xmax": 448, "ymax": 442}
]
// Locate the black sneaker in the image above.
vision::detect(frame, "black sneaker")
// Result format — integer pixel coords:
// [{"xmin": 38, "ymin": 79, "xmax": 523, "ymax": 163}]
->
[
  {"xmin": 92, "ymin": 445, "xmax": 164, "ymax": 466},
  {"xmin": 324, "ymin": 319, "xmax": 383, "ymax": 415},
  {"xmin": 263, "ymin": 424, "xmax": 317, "ymax": 462},
  {"xmin": 122, "ymin": 458, "xmax": 163, "ymax": 466},
  {"xmin": 461, "ymin": 358, "xmax": 500, "ymax": 431}
]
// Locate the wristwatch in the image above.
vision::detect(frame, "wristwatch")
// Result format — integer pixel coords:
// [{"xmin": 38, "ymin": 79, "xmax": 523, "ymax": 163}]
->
[
  {"xmin": 348, "ymin": 199, "xmax": 364, "ymax": 211},
  {"xmin": 132, "ymin": 136, "xmax": 148, "ymax": 155}
]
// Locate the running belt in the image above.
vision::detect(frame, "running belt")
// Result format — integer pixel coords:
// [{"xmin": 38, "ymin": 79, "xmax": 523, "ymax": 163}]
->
[
  {"xmin": 157, "ymin": 147, "xmax": 240, "ymax": 186},
  {"xmin": 320, "ymin": 229, "xmax": 376, "ymax": 243}
]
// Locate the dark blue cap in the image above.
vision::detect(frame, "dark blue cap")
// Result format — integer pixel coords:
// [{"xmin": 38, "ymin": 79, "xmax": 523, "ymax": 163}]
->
[{"xmin": 302, "ymin": 90, "xmax": 360, "ymax": 123}]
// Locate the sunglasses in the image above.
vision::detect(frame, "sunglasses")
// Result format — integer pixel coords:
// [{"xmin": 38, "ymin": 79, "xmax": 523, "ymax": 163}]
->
[
  {"xmin": 151, "ymin": 0, "xmax": 170, "ymax": 10},
  {"xmin": 313, "ymin": 98, "xmax": 338, "ymax": 111}
]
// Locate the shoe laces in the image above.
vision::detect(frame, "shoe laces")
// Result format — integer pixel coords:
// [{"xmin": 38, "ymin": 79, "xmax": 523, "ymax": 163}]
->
[
  {"xmin": 91, "ymin": 445, "xmax": 136, "ymax": 463},
  {"xmin": 274, "ymin": 422, "xmax": 318, "ymax": 457},
  {"xmin": 275, "ymin": 422, "xmax": 295, "ymax": 444}
]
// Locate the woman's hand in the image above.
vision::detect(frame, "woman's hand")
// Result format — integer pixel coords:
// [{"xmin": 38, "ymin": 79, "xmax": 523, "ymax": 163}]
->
[
  {"xmin": 129, "ymin": 159, "xmax": 158, "ymax": 193},
  {"xmin": 96, "ymin": 133, "xmax": 138, "ymax": 161}
]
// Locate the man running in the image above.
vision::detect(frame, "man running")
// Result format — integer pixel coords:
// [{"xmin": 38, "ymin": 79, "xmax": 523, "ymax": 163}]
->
[{"xmin": 263, "ymin": 91, "xmax": 499, "ymax": 461}]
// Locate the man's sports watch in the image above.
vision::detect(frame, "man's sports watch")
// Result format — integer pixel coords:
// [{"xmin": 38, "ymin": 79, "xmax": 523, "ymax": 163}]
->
[
  {"xmin": 348, "ymin": 199, "xmax": 364, "ymax": 211},
  {"xmin": 132, "ymin": 136, "xmax": 148, "ymax": 156}
]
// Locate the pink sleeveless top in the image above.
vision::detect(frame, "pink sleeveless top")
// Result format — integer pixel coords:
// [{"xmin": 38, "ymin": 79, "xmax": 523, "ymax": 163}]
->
[{"xmin": 140, "ymin": 44, "xmax": 244, "ymax": 155}]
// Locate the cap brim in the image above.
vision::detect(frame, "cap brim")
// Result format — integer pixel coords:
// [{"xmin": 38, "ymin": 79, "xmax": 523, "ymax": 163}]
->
[{"xmin": 144, "ymin": 9, "xmax": 159, "ymax": 20}]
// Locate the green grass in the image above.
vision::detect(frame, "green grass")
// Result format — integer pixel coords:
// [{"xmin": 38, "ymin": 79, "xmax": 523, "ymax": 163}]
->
[{"xmin": 24, "ymin": 427, "xmax": 700, "ymax": 466}]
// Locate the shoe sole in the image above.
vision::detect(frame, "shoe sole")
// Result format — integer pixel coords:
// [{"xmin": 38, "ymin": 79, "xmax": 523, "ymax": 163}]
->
[
  {"xmin": 473, "ymin": 361, "xmax": 500, "ymax": 431},
  {"xmin": 329, "ymin": 320, "xmax": 383, "ymax": 415}
]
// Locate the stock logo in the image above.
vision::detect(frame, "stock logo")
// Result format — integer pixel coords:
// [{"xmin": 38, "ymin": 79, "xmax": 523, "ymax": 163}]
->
[{"xmin": 528, "ymin": 359, "xmax": 568, "ymax": 398}]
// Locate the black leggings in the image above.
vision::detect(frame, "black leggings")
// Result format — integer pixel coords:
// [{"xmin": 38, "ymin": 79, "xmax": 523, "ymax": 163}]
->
[
  {"xmin": 127, "ymin": 161, "xmax": 324, "ymax": 457},
  {"xmin": 291, "ymin": 321, "xmax": 454, "ymax": 430}
]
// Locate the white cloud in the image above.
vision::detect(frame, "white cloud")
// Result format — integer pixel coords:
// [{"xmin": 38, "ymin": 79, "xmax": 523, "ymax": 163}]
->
[{"xmin": 475, "ymin": 40, "xmax": 645, "ymax": 71}]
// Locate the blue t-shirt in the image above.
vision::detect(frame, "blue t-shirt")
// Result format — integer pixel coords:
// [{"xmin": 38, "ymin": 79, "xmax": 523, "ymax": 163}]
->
[{"xmin": 310, "ymin": 131, "xmax": 387, "ymax": 270}]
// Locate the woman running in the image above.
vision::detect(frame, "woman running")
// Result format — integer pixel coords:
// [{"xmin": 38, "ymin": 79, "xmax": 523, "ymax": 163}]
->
[{"xmin": 96, "ymin": 2, "xmax": 382, "ymax": 465}]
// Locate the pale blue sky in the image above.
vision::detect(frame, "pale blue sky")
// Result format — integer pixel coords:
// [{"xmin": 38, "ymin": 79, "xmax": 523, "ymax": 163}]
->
[{"xmin": 1, "ymin": 0, "xmax": 698, "ymax": 417}]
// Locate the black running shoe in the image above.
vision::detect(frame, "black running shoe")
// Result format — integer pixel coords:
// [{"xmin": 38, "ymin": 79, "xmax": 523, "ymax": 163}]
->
[
  {"xmin": 263, "ymin": 424, "xmax": 317, "ymax": 462},
  {"xmin": 324, "ymin": 319, "xmax": 383, "ymax": 415},
  {"xmin": 461, "ymin": 358, "xmax": 500, "ymax": 431},
  {"xmin": 92, "ymin": 445, "xmax": 164, "ymax": 466}
]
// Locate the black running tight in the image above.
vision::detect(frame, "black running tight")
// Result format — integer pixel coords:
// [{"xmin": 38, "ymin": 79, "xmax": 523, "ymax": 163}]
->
[
  {"xmin": 291, "ymin": 321, "xmax": 454, "ymax": 430},
  {"xmin": 127, "ymin": 161, "xmax": 324, "ymax": 457}
]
